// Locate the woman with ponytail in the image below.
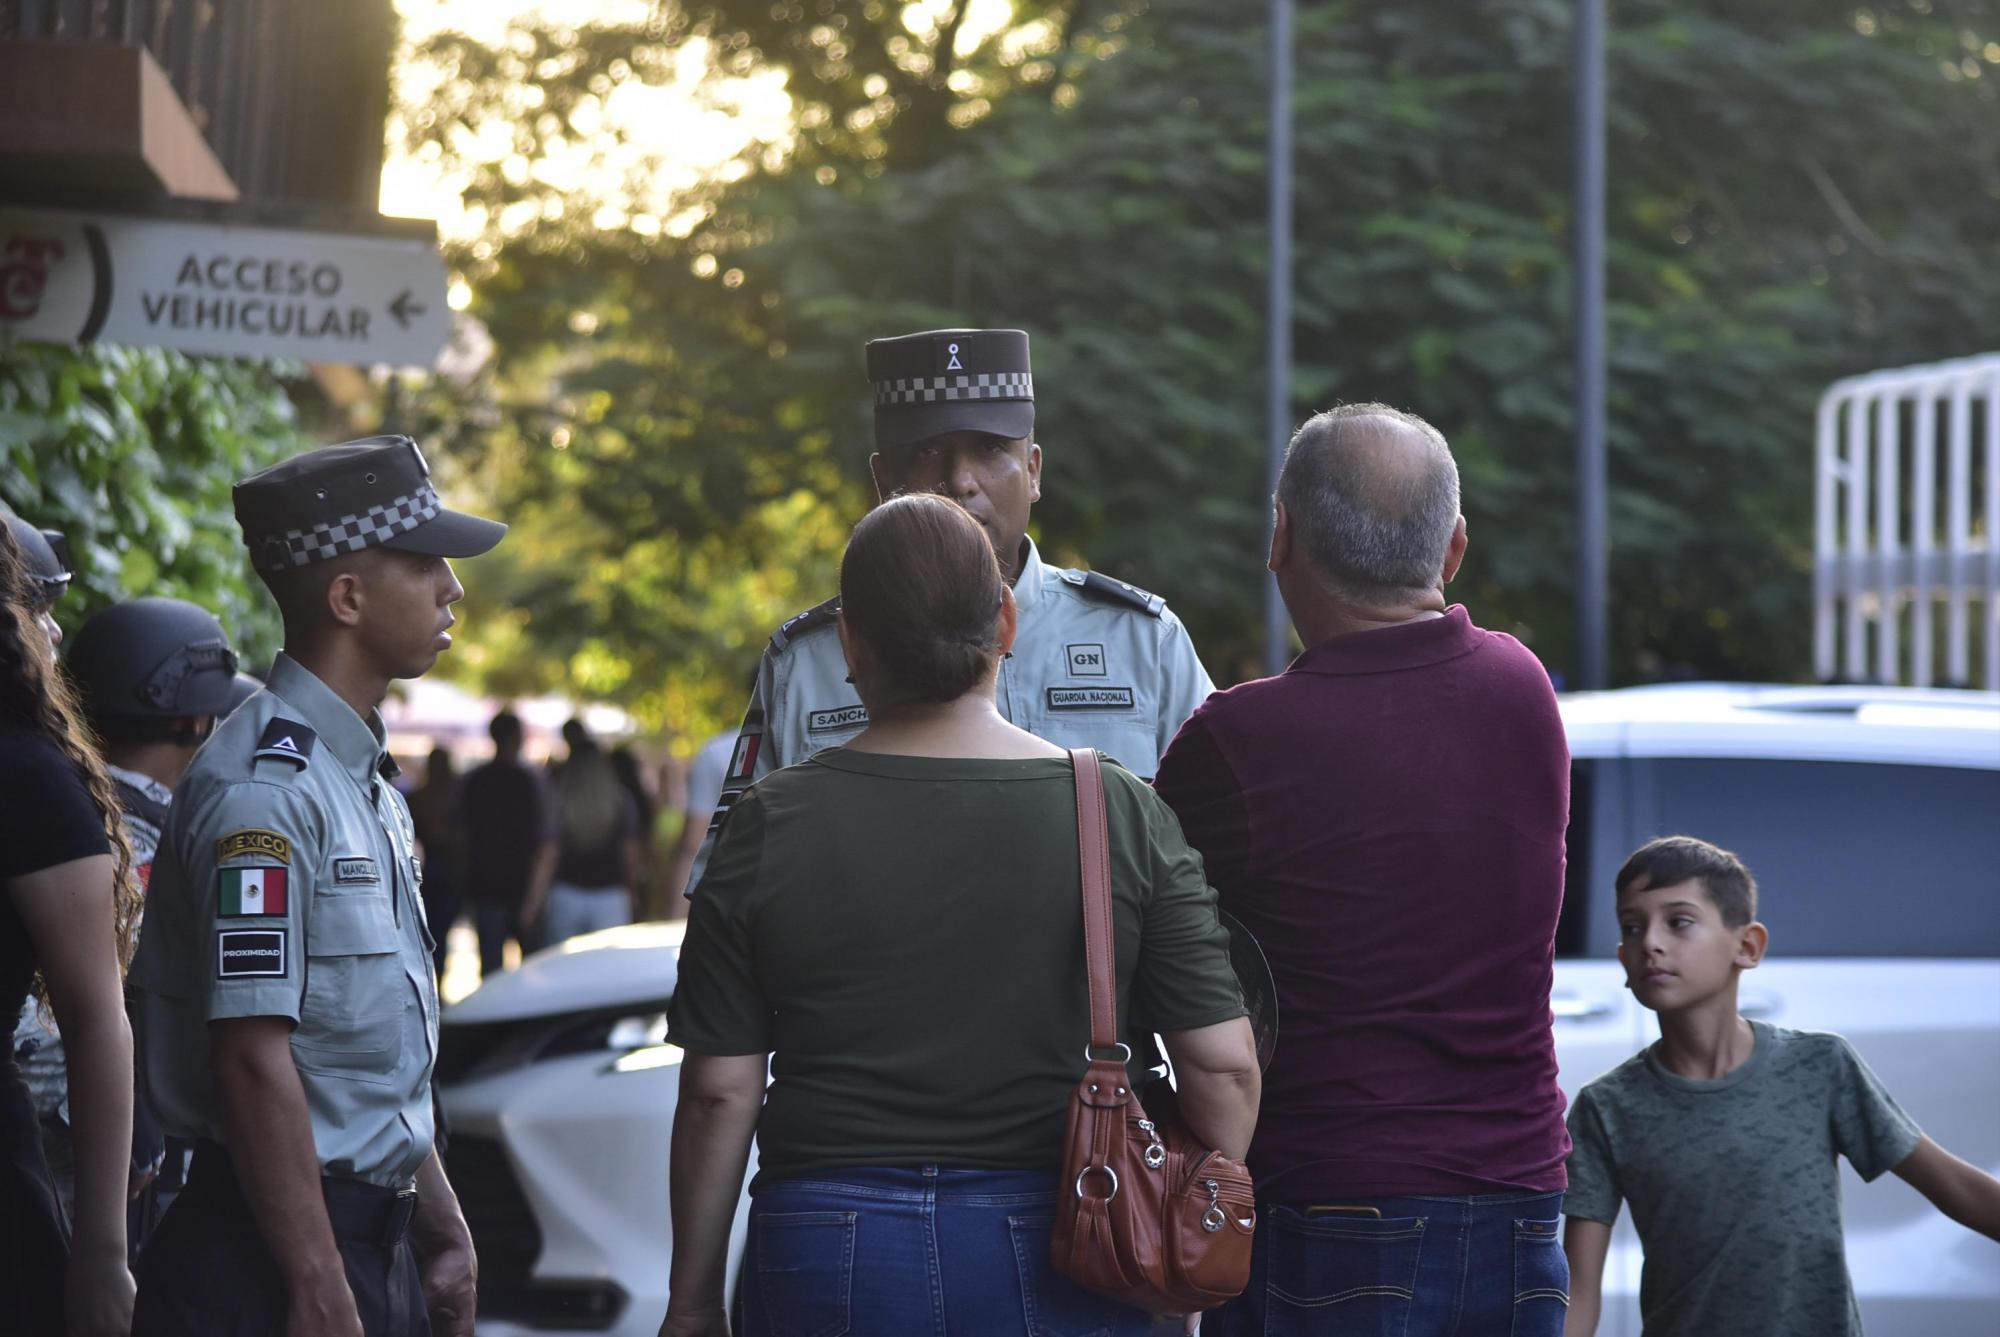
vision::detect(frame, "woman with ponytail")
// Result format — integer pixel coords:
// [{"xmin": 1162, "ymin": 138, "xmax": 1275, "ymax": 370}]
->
[
  {"xmin": 1, "ymin": 514, "xmax": 138, "ymax": 1336},
  {"xmin": 660, "ymin": 495, "xmax": 1259, "ymax": 1336}
]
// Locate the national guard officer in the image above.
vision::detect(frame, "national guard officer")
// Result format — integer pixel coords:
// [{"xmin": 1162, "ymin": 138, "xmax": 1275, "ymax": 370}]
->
[
  {"xmin": 1, "ymin": 508, "xmax": 72, "ymax": 656},
  {"xmin": 20, "ymin": 597, "xmax": 241, "ymax": 1251},
  {"xmin": 688, "ymin": 327, "xmax": 1215, "ymax": 891},
  {"xmin": 129, "ymin": 436, "xmax": 500, "ymax": 1337}
]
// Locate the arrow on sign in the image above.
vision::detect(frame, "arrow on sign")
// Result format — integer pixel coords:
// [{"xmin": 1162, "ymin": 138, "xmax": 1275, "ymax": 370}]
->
[{"xmin": 388, "ymin": 289, "xmax": 426, "ymax": 329}]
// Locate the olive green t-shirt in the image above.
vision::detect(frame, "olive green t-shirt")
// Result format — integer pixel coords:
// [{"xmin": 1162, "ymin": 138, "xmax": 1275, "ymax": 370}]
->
[
  {"xmin": 1565, "ymin": 1021, "xmax": 1923, "ymax": 1337},
  {"xmin": 667, "ymin": 749, "xmax": 1246, "ymax": 1184}
]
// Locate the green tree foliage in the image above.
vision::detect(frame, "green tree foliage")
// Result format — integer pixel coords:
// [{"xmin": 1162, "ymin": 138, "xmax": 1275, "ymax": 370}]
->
[
  {"xmin": 0, "ymin": 345, "xmax": 305, "ymax": 667},
  {"xmin": 412, "ymin": 0, "xmax": 2000, "ymax": 727}
]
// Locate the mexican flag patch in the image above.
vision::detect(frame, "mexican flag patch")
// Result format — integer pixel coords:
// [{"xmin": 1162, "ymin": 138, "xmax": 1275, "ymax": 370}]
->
[{"xmin": 218, "ymin": 865, "xmax": 288, "ymax": 917}]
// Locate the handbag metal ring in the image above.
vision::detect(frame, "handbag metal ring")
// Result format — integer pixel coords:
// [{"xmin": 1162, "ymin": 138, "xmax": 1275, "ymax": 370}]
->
[
  {"xmin": 1075, "ymin": 1165, "xmax": 1119, "ymax": 1202},
  {"xmin": 1085, "ymin": 1042, "xmax": 1133, "ymax": 1064}
]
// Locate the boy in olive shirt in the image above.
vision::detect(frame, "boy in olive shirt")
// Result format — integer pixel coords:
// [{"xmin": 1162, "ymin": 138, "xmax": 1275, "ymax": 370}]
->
[{"xmin": 1562, "ymin": 837, "xmax": 2000, "ymax": 1337}]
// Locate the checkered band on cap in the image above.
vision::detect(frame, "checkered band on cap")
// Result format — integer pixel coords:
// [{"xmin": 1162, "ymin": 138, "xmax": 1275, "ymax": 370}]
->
[
  {"xmin": 874, "ymin": 372, "xmax": 1034, "ymax": 406},
  {"xmin": 279, "ymin": 482, "xmax": 442, "ymax": 567}
]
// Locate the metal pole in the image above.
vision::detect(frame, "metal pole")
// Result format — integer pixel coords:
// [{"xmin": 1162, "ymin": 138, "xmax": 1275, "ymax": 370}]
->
[
  {"xmin": 1263, "ymin": 0, "xmax": 1294, "ymax": 677},
  {"xmin": 1573, "ymin": 0, "xmax": 1608, "ymax": 690}
]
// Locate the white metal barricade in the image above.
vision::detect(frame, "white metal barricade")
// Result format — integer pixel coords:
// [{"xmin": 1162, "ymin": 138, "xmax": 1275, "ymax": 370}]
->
[{"xmin": 1815, "ymin": 353, "xmax": 2000, "ymax": 689}]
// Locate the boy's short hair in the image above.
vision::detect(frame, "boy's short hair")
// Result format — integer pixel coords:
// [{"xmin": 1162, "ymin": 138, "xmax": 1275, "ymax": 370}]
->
[{"xmin": 1615, "ymin": 836, "xmax": 1758, "ymax": 928}]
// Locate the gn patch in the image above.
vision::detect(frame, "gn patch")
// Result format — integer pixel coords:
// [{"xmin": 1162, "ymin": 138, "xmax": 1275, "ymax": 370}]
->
[
  {"xmin": 1066, "ymin": 644, "xmax": 1108, "ymax": 677},
  {"xmin": 807, "ymin": 704, "xmax": 869, "ymax": 734},
  {"xmin": 1047, "ymin": 686, "xmax": 1136, "ymax": 711},
  {"xmin": 216, "ymin": 828, "xmax": 292, "ymax": 864},
  {"xmin": 216, "ymin": 928, "xmax": 287, "ymax": 979}
]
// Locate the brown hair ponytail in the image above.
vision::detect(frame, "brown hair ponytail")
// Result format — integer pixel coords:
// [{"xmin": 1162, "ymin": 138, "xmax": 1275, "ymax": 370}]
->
[{"xmin": 840, "ymin": 494, "xmax": 1006, "ymax": 705}]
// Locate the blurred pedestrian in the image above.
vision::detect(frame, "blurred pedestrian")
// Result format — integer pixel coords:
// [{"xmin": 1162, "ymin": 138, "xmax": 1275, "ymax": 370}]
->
[
  {"xmin": 1, "ymin": 512, "xmax": 139, "ymax": 1337},
  {"xmin": 409, "ymin": 745, "xmax": 465, "ymax": 979},
  {"xmin": 544, "ymin": 725, "xmax": 639, "ymax": 944},
  {"xmin": 128, "ymin": 435, "xmax": 490, "ymax": 1337},
  {"xmin": 1155, "ymin": 405, "xmax": 1572, "ymax": 1337},
  {"xmin": 609, "ymin": 745, "xmax": 660, "ymax": 918},
  {"xmin": 458, "ymin": 710, "xmax": 557, "ymax": 976},
  {"xmin": 660, "ymin": 495, "xmax": 1259, "ymax": 1337}
]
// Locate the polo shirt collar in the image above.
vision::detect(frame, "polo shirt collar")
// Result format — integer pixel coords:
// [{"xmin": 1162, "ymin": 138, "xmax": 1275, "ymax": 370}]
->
[
  {"xmin": 266, "ymin": 651, "xmax": 393, "ymax": 787},
  {"xmin": 1012, "ymin": 535, "xmax": 1046, "ymax": 615},
  {"xmin": 1290, "ymin": 604, "xmax": 1481, "ymax": 676},
  {"xmin": 106, "ymin": 764, "xmax": 174, "ymax": 809}
]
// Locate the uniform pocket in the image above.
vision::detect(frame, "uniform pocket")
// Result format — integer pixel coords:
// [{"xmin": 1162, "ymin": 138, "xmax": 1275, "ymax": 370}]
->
[
  {"xmin": 294, "ymin": 893, "xmax": 404, "ymax": 1085},
  {"xmin": 1262, "ymin": 1208, "xmax": 1425, "ymax": 1337},
  {"xmin": 1007, "ymin": 1215, "xmax": 1144, "ymax": 1337},
  {"xmin": 1511, "ymin": 1215, "xmax": 1569, "ymax": 1337},
  {"xmin": 752, "ymin": 1210, "xmax": 854, "ymax": 1337}
]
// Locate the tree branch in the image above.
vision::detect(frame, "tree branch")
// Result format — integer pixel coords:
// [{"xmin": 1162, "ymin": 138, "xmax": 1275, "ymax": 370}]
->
[{"xmin": 1796, "ymin": 154, "xmax": 1890, "ymax": 259}]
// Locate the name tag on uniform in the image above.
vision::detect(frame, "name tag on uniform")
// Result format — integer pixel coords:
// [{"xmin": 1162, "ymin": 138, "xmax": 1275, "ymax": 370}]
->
[
  {"xmin": 1047, "ymin": 687, "xmax": 1136, "ymax": 711},
  {"xmin": 807, "ymin": 704, "xmax": 870, "ymax": 734},
  {"xmin": 216, "ymin": 928, "xmax": 287, "ymax": 978},
  {"xmin": 333, "ymin": 857, "xmax": 378, "ymax": 886}
]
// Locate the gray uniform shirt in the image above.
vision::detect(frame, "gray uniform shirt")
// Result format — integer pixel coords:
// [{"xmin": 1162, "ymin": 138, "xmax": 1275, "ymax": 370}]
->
[
  {"xmin": 129, "ymin": 652, "xmax": 440, "ymax": 1188},
  {"xmin": 1565, "ymin": 1021, "xmax": 1922, "ymax": 1337},
  {"xmin": 690, "ymin": 536, "xmax": 1214, "ymax": 891}
]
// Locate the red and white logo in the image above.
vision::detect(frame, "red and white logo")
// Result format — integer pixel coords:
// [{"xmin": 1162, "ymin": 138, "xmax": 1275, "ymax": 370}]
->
[{"xmin": 0, "ymin": 235, "xmax": 66, "ymax": 320}]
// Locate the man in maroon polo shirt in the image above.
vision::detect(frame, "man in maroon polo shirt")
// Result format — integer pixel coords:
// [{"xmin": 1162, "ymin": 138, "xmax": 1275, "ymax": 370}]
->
[{"xmin": 1155, "ymin": 403, "xmax": 1571, "ymax": 1337}]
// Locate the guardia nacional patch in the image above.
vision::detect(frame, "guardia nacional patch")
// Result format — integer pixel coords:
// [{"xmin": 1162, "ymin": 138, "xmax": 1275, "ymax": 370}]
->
[{"xmin": 216, "ymin": 828, "xmax": 292, "ymax": 864}]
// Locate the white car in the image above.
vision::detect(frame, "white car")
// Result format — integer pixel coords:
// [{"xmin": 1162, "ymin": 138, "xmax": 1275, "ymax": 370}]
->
[{"xmin": 441, "ymin": 682, "xmax": 2000, "ymax": 1335}]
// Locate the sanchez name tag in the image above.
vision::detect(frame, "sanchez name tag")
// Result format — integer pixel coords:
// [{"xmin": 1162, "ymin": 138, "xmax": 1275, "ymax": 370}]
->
[
  {"xmin": 807, "ymin": 705, "xmax": 870, "ymax": 734},
  {"xmin": 216, "ymin": 928, "xmax": 287, "ymax": 979},
  {"xmin": 1047, "ymin": 687, "xmax": 1136, "ymax": 711}
]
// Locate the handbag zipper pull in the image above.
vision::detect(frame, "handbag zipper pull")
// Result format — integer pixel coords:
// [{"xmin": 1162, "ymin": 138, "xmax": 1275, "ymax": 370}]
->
[
  {"xmin": 1201, "ymin": 1178, "xmax": 1225, "ymax": 1233},
  {"xmin": 1138, "ymin": 1118, "xmax": 1166, "ymax": 1170}
]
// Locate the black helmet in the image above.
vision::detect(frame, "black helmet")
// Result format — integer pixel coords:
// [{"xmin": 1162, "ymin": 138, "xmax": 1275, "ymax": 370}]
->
[
  {"xmin": 223, "ymin": 671, "xmax": 264, "ymax": 717},
  {"xmin": 3, "ymin": 512, "xmax": 71, "ymax": 606},
  {"xmin": 67, "ymin": 598, "xmax": 239, "ymax": 721}
]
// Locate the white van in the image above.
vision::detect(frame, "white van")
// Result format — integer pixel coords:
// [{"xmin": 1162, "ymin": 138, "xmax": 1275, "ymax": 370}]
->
[{"xmin": 440, "ymin": 682, "xmax": 2000, "ymax": 1335}]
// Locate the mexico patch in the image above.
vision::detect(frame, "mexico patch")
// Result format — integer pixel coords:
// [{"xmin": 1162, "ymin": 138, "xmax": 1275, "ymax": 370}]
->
[
  {"xmin": 216, "ymin": 929, "xmax": 287, "ymax": 978},
  {"xmin": 218, "ymin": 865, "xmax": 289, "ymax": 917},
  {"xmin": 1046, "ymin": 687, "xmax": 1136, "ymax": 711},
  {"xmin": 216, "ymin": 828, "xmax": 291, "ymax": 864},
  {"xmin": 806, "ymin": 704, "xmax": 869, "ymax": 734}
]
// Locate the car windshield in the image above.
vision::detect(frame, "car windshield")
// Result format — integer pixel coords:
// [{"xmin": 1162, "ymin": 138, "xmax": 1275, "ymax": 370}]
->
[{"xmin": 1560, "ymin": 758, "xmax": 2000, "ymax": 959}]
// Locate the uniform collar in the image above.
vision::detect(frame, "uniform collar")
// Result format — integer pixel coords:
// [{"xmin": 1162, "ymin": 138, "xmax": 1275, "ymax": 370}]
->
[
  {"xmin": 266, "ymin": 652, "xmax": 395, "ymax": 788},
  {"xmin": 106, "ymin": 763, "xmax": 174, "ymax": 808},
  {"xmin": 1013, "ymin": 535, "xmax": 1046, "ymax": 614}
]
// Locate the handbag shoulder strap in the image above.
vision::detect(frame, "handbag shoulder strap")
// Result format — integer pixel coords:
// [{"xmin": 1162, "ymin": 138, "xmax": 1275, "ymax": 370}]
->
[{"xmin": 1068, "ymin": 747, "xmax": 1118, "ymax": 1053}]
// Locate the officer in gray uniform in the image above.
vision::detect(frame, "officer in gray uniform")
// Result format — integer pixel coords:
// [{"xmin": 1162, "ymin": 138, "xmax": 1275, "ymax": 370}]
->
[
  {"xmin": 690, "ymin": 327, "xmax": 1214, "ymax": 889},
  {"xmin": 20, "ymin": 597, "xmax": 241, "ymax": 1251},
  {"xmin": 129, "ymin": 436, "xmax": 500, "ymax": 1337}
]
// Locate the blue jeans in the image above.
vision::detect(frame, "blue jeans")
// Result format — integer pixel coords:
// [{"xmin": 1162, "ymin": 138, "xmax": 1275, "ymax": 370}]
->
[
  {"xmin": 742, "ymin": 1166, "xmax": 1154, "ymax": 1337},
  {"xmin": 1208, "ymin": 1191, "xmax": 1568, "ymax": 1337}
]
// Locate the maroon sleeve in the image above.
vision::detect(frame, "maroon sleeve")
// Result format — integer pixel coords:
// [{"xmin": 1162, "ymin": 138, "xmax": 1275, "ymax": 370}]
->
[{"xmin": 1151, "ymin": 708, "xmax": 1253, "ymax": 900}]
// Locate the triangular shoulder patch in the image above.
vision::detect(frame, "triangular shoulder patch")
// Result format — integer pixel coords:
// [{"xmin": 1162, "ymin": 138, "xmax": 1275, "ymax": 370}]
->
[
  {"xmin": 1077, "ymin": 571, "xmax": 1166, "ymax": 617},
  {"xmin": 769, "ymin": 595, "xmax": 842, "ymax": 653},
  {"xmin": 253, "ymin": 718, "xmax": 317, "ymax": 768}
]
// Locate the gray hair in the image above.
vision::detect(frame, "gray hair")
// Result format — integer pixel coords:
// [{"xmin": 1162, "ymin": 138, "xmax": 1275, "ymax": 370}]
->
[{"xmin": 1276, "ymin": 403, "xmax": 1461, "ymax": 606}]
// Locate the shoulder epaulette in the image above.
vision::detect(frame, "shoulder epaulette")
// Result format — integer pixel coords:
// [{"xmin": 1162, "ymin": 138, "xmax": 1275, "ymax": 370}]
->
[
  {"xmin": 252, "ymin": 718, "xmax": 317, "ymax": 770},
  {"xmin": 769, "ymin": 596, "xmax": 842, "ymax": 653},
  {"xmin": 1075, "ymin": 570, "xmax": 1166, "ymax": 617}
]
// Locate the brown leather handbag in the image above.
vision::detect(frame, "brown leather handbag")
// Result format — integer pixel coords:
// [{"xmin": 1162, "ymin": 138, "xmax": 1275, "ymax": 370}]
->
[{"xmin": 1050, "ymin": 748, "xmax": 1257, "ymax": 1314}]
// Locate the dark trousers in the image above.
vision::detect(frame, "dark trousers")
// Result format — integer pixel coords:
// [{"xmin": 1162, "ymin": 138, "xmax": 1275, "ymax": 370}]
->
[
  {"xmin": 132, "ymin": 1145, "xmax": 429, "ymax": 1337},
  {"xmin": 471, "ymin": 902, "xmax": 517, "ymax": 978}
]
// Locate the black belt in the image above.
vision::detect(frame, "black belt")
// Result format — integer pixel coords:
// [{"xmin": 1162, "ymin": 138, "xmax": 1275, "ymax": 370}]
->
[{"xmin": 191, "ymin": 1140, "xmax": 419, "ymax": 1248}]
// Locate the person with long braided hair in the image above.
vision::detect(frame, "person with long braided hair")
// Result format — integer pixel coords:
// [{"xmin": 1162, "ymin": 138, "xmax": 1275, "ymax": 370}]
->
[{"xmin": 0, "ymin": 511, "xmax": 139, "ymax": 1336}]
